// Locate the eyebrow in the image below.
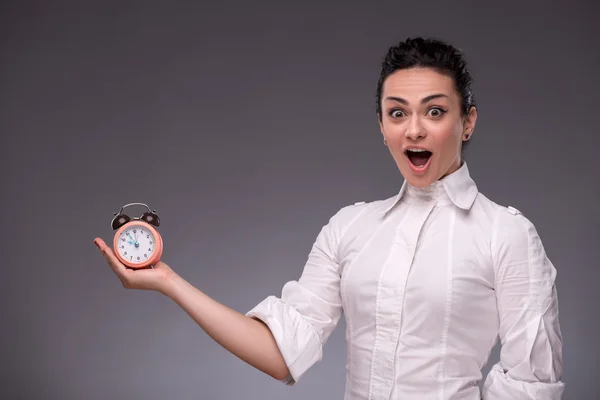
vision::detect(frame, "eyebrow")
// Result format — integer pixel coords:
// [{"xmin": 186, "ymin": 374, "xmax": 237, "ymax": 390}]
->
[{"xmin": 384, "ymin": 93, "xmax": 449, "ymax": 105}]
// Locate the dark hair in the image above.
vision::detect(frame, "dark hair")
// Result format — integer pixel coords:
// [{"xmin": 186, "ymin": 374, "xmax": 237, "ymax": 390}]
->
[{"xmin": 375, "ymin": 37, "xmax": 477, "ymax": 151}]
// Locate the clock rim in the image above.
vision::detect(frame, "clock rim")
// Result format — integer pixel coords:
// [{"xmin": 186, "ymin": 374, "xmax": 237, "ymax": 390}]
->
[{"xmin": 113, "ymin": 220, "xmax": 163, "ymax": 268}]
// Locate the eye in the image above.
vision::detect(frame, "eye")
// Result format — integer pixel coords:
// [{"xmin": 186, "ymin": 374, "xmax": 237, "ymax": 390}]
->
[
  {"xmin": 389, "ymin": 109, "xmax": 405, "ymax": 118},
  {"xmin": 427, "ymin": 107, "xmax": 446, "ymax": 117}
]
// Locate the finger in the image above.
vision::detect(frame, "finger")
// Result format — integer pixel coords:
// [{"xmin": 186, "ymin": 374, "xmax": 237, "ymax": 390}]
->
[
  {"xmin": 94, "ymin": 238, "xmax": 128, "ymax": 276},
  {"xmin": 93, "ymin": 238, "xmax": 116, "ymax": 270}
]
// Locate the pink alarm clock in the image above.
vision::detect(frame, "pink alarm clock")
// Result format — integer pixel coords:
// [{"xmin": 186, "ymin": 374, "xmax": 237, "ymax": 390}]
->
[{"xmin": 110, "ymin": 203, "xmax": 163, "ymax": 269}]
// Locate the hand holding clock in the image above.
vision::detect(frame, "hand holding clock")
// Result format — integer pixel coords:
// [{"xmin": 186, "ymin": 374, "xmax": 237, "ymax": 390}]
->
[
  {"xmin": 94, "ymin": 237, "xmax": 174, "ymax": 293},
  {"xmin": 95, "ymin": 203, "xmax": 173, "ymax": 293}
]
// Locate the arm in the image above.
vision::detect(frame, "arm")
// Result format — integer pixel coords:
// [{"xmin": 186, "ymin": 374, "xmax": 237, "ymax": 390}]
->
[
  {"xmin": 94, "ymin": 238, "xmax": 289, "ymax": 381},
  {"xmin": 482, "ymin": 208, "xmax": 565, "ymax": 399},
  {"xmin": 245, "ymin": 205, "xmax": 357, "ymax": 385},
  {"xmin": 163, "ymin": 273, "xmax": 290, "ymax": 380}
]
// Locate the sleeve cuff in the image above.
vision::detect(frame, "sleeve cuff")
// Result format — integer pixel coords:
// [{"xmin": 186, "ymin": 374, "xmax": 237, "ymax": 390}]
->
[
  {"xmin": 246, "ymin": 295, "xmax": 324, "ymax": 385},
  {"xmin": 482, "ymin": 363, "xmax": 565, "ymax": 400}
]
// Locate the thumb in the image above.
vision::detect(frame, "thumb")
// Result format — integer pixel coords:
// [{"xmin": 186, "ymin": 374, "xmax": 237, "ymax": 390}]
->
[{"xmin": 152, "ymin": 260, "xmax": 172, "ymax": 271}]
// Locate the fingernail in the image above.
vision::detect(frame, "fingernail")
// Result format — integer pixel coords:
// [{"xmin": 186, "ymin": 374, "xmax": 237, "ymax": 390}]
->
[{"xmin": 94, "ymin": 239, "xmax": 100, "ymax": 249}]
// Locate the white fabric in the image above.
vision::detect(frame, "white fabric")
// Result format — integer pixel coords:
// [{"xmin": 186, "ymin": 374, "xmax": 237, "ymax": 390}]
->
[{"xmin": 246, "ymin": 162, "xmax": 564, "ymax": 399}]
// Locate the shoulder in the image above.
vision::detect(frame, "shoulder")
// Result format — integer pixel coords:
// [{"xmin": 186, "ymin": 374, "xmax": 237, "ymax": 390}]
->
[
  {"xmin": 488, "ymin": 201, "xmax": 550, "ymax": 265},
  {"xmin": 491, "ymin": 202, "xmax": 538, "ymax": 239},
  {"xmin": 470, "ymin": 189, "xmax": 533, "ymax": 235},
  {"xmin": 326, "ymin": 194, "xmax": 395, "ymax": 234}
]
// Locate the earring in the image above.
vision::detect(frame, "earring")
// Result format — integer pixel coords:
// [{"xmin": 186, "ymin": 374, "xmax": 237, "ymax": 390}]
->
[{"xmin": 383, "ymin": 138, "xmax": 387, "ymax": 145}]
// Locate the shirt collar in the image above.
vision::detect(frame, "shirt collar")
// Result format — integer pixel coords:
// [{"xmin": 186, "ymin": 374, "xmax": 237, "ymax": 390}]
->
[{"xmin": 381, "ymin": 161, "xmax": 478, "ymax": 214}]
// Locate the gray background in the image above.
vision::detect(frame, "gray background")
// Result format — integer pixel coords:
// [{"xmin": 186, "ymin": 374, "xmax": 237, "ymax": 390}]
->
[{"xmin": 1, "ymin": 1, "xmax": 598, "ymax": 399}]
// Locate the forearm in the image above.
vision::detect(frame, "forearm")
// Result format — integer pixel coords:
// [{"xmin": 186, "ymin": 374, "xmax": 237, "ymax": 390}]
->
[{"xmin": 161, "ymin": 272, "xmax": 290, "ymax": 380}]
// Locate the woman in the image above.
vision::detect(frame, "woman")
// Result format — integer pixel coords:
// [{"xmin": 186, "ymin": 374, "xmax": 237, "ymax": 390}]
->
[{"xmin": 94, "ymin": 37, "xmax": 565, "ymax": 399}]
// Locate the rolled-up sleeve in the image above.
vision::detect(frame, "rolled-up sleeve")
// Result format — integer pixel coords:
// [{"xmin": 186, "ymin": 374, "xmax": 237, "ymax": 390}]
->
[
  {"xmin": 483, "ymin": 208, "xmax": 565, "ymax": 399},
  {"xmin": 246, "ymin": 205, "xmax": 356, "ymax": 385}
]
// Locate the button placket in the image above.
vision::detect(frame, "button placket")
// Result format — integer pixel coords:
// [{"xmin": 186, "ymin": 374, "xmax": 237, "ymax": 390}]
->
[{"xmin": 368, "ymin": 200, "xmax": 437, "ymax": 400}]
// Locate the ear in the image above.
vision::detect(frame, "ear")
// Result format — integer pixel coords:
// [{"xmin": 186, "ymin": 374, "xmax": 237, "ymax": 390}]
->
[
  {"xmin": 377, "ymin": 113, "xmax": 385, "ymax": 138},
  {"xmin": 462, "ymin": 106, "xmax": 478, "ymax": 141}
]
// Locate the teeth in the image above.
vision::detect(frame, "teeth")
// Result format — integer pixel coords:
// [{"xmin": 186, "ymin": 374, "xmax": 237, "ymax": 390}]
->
[{"xmin": 406, "ymin": 148, "xmax": 429, "ymax": 152}]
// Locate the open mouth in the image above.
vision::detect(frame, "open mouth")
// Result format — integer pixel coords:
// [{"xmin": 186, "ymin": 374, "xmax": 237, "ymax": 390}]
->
[{"xmin": 405, "ymin": 149, "xmax": 433, "ymax": 169}]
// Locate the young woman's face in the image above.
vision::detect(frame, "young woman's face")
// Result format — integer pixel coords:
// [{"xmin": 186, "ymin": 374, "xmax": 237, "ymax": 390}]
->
[{"xmin": 378, "ymin": 67, "xmax": 477, "ymax": 188}]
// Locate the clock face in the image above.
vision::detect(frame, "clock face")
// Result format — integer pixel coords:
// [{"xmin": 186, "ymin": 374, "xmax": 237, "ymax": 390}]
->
[{"xmin": 116, "ymin": 224, "xmax": 157, "ymax": 265}]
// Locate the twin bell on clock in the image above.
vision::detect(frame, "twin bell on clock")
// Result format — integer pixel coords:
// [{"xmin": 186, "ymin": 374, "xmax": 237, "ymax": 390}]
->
[{"xmin": 110, "ymin": 202, "xmax": 163, "ymax": 269}]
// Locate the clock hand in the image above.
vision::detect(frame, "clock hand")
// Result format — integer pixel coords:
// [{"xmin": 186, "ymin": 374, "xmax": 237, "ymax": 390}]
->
[{"xmin": 126, "ymin": 233, "xmax": 139, "ymax": 248}]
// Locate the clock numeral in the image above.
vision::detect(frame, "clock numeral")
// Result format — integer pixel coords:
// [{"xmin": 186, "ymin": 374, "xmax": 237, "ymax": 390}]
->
[
  {"xmin": 133, "ymin": 229, "xmax": 137, "ymax": 234},
  {"xmin": 148, "ymin": 248, "xmax": 151, "ymax": 252},
  {"xmin": 121, "ymin": 238, "xmax": 126, "ymax": 242},
  {"xmin": 149, "ymin": 241, "xmax": 153, "ymax": 244},
  {"xmin": 124, "ymin": 251, "xmax": 128, "ymax": 255},
  {"xmin": 137, "ymin": 256, "xmax": 140, "ymax": 260},
  {"xmin": 146, "ymin": 235, "xmax": 150, "ymax": 239},
  {"xmin": 144, "ymin": 254, "xmax": 148, "ymax": 258},
  {"xmin": 120, "ymin": 245, "xmax": 124, "ymax": 249}
]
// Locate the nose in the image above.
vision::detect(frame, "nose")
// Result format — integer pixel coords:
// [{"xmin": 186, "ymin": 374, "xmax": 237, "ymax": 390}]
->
[{"xmin": 405, "ymin": 116, "xmax": 427, "ymax": 140}]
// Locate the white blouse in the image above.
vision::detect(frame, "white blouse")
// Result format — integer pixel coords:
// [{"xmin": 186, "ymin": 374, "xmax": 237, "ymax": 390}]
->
[{"xmin": 246, "ymin": 162, "xmax": 565, "ymax": 399}]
